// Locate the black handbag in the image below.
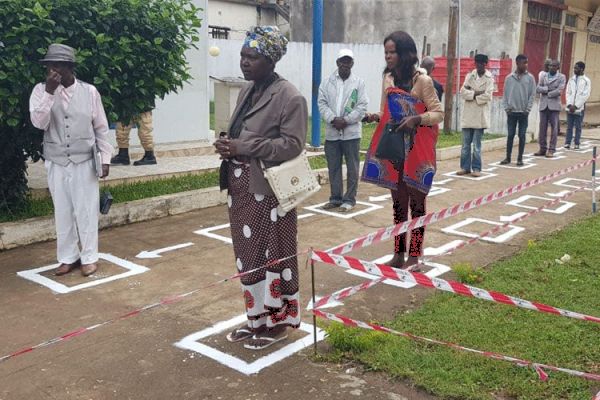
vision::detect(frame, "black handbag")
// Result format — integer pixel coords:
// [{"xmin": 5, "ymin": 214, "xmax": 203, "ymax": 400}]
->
[
  {"xmin": 375, "ymin": 123, "xmax": 414, "ymax": 162},
  {"xmin": 100, "ymin": 190, "xmax": 113, "ymax": 215}
]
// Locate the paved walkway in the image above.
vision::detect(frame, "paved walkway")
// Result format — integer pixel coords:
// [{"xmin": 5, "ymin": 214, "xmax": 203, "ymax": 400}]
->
[{"xmin": 2, "ymin": 130, "xmax": 600, "ymax": 399}]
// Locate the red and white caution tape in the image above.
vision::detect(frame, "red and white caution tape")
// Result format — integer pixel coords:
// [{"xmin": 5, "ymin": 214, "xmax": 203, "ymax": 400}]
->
[
  {"xmin": 0, "ymin": 250, "xmax": 308, "ymax": 364},
  {"xmin": 313, "ymin": 276, "xmax": 386, "ymax": 310},
  {"xmin": 314, "ymin": 184, "xmax": 590, "ymax": 310},
  {"xmin": 407, "ymin": 181, "xmax": 590, "ymax": 273},
  {"xmin": 328, "ymin": 158, "xmax": 595, "ymax": 255},
  {"xmin": 314, "ymin": 310, "xmax": 600, "ymax": 384},
  {"xmin": 311, "ymin": 250, "xmax": 600, "ymax": 324}
]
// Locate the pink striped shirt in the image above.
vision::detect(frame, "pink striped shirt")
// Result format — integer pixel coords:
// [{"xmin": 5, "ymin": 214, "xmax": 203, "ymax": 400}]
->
[{"xmin": 29, "ymin": 80, "xmax": 113, "ymax": 164}]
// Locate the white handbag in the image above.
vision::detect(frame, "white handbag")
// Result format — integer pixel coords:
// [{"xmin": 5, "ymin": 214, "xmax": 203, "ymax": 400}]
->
[{"xmin": 261, "ymin": 150, "xmax": 321, "ymax": 212}]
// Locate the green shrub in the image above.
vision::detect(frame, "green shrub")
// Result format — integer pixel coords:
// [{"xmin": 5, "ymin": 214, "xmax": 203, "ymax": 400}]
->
[{"xmin": 0, "ymin": 0, "xmax": 201, "ymax": 214}]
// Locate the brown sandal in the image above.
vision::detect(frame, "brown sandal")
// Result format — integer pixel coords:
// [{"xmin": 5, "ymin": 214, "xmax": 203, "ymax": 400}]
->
[
  {"xmin": 226, "ymin": 327, "xmax": 254, "ymax": 343},
  {"xmin": 244, "ymin": 330, "xmax": 288, "ymax": 350}
]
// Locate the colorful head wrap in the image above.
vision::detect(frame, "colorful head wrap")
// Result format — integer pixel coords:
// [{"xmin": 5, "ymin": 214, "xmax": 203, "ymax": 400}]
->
[{"xmin": 243, "ymin": 26, "xmax": 288, "ymax": 63}]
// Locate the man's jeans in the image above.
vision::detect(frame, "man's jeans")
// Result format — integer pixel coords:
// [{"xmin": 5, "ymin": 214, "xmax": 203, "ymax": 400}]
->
[
  {"xmin": 324, "ymin": 139, "xmax": 360, "ymax": 206},
  {"xmin": 506, "ymin": 112, "xmax": 528, "ymax": 161},
  {"xmin": 538, "ymin": 109, "xmax": 560, "ymax": 152},
  {"xmin": 565, "ymin": 111, "xmax": 584, "ymax": 146},
  {"xmin": 460, "ymin": 128, "xmax": 483, "ymax": 172}
]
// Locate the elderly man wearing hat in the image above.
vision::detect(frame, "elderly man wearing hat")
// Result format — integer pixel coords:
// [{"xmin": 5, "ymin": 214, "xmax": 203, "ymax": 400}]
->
[
  {"xmin": 457, "ymin": 53, "xmax": 494, "ymax": 177},
  {"xmin": 317, "ymin": 48, "xmax": 369, "ymax": 212},
  {"xmin": 29, "ymin": 43, "xmax": 112, "ymax": 277}
]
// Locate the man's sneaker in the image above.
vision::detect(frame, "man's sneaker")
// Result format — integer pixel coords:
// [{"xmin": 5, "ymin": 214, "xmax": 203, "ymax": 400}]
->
[
  {"xmin": 339, "ymin": 203, "xmax": 354, "ymax": 212},
  {"xmin": 545, "ymin": 151, "xmax": 555, "ymax": 158},
  {"xmin": 533, "ymin": 150, "xmax": 546, "ymax": 156},
  {"xmin": 499, "ymin": 158, "xmax": 511, "ymax": 165},
  {"xmin": 516, "ymin": 159, "xmax": 524, "ymax": 166},
  {"xmin": 321, "ymin": 202, "xmax": 340, "ymax": 210},
  {"xmin": 470, "ymin": 170, "xmax": 482, "ymax": 177},
  {"xmin": 564, "ymin": 144, "xmax": 570, "ymax": 149},
  {"xmin": 574, "ymin": 145, "xmax": 580, "ymax": 150},
  {"xmin": 456, "ymin": 169, "xmax": 470, "ymax": 176}
]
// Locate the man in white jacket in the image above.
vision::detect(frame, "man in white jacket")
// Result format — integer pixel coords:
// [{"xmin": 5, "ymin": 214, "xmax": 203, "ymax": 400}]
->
[
  {"xmin": 564, "ymin": 61, "xmax": 591, "ymax": 150},
  {"xmin": 457, "ymin": 54, "xmax": 495, "ymax": 177},
  {"xmin": 318, "ymin": 49, "xmax": 368, "ymax": 212},
  {"xmin": 29, "ymin": 44, "xmax": 112, "ymax": 277}
]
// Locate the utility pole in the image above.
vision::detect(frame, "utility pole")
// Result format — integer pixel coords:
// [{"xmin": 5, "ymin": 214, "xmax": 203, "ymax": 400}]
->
[
  {"xmin": 443, "ymin": 0, "xmax": 459, "ymax": 134},
  {"xmin": 311, "ymin": 0, "xmax": 323, "ymax": 148}
]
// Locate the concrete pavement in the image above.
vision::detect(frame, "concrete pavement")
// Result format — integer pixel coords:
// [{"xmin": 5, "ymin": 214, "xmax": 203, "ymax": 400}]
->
[{"xmin": 1, "ymin": 134, "xmax": 600, "ymax": 400}]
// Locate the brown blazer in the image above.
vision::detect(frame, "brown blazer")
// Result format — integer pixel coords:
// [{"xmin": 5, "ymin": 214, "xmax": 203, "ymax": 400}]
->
[{"xmin": 228, "ymin": 76, "xmax": 308, "ymax": 195}]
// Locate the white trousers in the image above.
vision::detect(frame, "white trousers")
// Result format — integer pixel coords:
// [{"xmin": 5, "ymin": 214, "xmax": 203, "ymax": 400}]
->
[{"xmin": 45, "ymin": 159, "xmax": 99, "ymax": 265}]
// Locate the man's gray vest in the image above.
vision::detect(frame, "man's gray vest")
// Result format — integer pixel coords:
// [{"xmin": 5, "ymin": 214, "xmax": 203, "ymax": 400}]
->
[{"xmin": 43, "ymin": 80, "xmax": 95, "ymax": 166}]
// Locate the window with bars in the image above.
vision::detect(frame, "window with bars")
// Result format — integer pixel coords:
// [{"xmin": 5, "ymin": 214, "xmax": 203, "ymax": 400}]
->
[
  {"xmin": 209, "ymin": 25, "xmax": 231, "ymax": 39},
  {"xmin": 528, "ymin": 2, "xmax": 562, "ymax": 25}
]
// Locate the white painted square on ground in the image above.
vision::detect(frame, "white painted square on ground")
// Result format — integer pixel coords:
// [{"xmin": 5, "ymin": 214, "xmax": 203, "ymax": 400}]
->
[
  {"xmin": 194, "ymin": 213, "xmax": 315, "ymax": 244},
  {"xmin": 444, "ymin": 170, "xmax": 498, "ymax": 181},
  {"xmin": 488, "ymin": 160, "xmax": 536, "ymax": 170},
  {"xmin": 304, "ymin": 201, "xmax": 383, "ymax": 219},
  {"xmin": 522, "ymin": 151, "xmax": 567, "ymax": 160},
  {"xmin": 441, "ymin": 218, "xmax": 525, "ymax": 243},
  {"xmin": 174, "ymin": 314, "xmax": 325, "ymax": 375},
  {"xmin": 506, "ymin": 195, "xmax": 576, "ymax": 214},
  {"xmin": 564, "ymin": 147, "xmax": 593, "ymax": 154},
  {"xmin": 343, "ymin": 241, "xmax": 457, "ymax": 288},
  {"xmin": 553, "ymin": 178, "xmax": 600, "ymax": 192},
  {"xmin": 500, "ymin": 212, "xmax": 528, "ymax": 222},
  {"xmin": 16, "ymin": 253, "xmax": 149, "ymax": 294},
  {"xmin": 428, "ymin": 186, "xmax": 451, "ymax": 197},
  {"xmin": 369, "ymin": 185, "xmax": 450, "ymax": 202}
]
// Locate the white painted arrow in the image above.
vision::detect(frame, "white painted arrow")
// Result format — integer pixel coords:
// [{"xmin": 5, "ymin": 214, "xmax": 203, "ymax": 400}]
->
[
  {"xmin": 136, "ymin": 242, "xmax": 194, "ymax": 259},
  {"xmin": 368, "ymin": 194, "xmax": 392, "ymax": 202}
]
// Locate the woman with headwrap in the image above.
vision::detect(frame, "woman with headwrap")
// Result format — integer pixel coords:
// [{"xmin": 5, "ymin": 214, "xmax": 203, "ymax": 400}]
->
[
  {"xmin": 363, "ymin": 31, "xmax": 444, "ymax": 269},
  {"xmin": 214, "ymin": 26, "xmax": 308, "ymax": 350}
]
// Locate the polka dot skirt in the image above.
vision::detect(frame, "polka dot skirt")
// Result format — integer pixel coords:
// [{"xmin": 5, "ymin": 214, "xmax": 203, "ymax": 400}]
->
[{"xmin": 227, "ymin": 161, "xmax": 300, "ymax": 329}]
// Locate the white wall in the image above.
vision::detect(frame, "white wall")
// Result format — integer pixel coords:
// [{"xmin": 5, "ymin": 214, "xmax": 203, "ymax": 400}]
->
[
  {"xmin": 207, "ymin": 38, "xmax": 528, "ymax": 136},
  {"xmin": 151, "ymin": 0, "xmax": 210, "ymax": 143}
]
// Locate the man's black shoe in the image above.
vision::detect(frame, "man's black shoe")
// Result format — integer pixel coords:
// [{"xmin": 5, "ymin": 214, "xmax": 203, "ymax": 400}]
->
[
  {"xmin": 133, "ymin": 151, "xmax": 157, "ymax": 166},
  {"xmin": 110, "ymin": 148, "xmax": 130, "ymax": 165}
]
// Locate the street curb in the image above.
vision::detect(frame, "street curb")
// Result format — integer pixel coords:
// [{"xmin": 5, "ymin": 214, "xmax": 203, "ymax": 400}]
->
[
  {"xmin": 0, "ymin": 188, "xmax": 226, "ymax": 251},
  {"xmin": 1, "ymin": 139, "xmax": 509, "ymax": 250}
]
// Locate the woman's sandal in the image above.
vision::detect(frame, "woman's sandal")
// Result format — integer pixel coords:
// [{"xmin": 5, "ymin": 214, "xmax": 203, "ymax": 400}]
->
[
  {"xmin": 226, "ymin": 327, "xmax": 254, "ymax": 343},
  {"xmin": 243, "ymin": 332, "xmax": 288, "ymax": 350}
]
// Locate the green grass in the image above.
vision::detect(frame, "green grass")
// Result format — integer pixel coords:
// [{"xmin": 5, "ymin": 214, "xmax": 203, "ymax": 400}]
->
[
  {"xmin": 308, "ymin": 122, "xmax": 503, "ymax": 151},
  {"xmin": 1, "ymin": 153, "xmax": 338, "ymax": 223},
  {"xmin": 325, "ymin": 215, "xmax": 600, "ymax": 399},
  {"xmin": 0, "ymin": 173, "xmax": 220, "ymax": 223}
]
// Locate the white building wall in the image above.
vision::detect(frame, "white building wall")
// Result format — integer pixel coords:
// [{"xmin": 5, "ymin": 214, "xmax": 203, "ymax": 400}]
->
[
  {"xmin": 207, "ymin": 38, "xmax": 525, "ymax": 136},
  {"xmin": 151, "ymin": 0, "xmax": 210, "ymax": 143},
  {"xmin": 207, "ymin": 0, "xmax": 285, "ymax": 40}
]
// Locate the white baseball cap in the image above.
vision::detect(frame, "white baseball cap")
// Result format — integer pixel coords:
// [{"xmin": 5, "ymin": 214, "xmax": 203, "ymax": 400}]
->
[{"xmin": 337, "ymin": 48, "xmax": 354, "ymax": 60}]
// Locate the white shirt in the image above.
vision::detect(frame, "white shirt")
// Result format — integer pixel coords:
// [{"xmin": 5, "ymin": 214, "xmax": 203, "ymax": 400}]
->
[
  {"xmin": 566, "ymin": 74, "xmax": 591, "ymax": 113},
  {"xmin": 335, "ymin": 72, "xmax": 351, "ymax": 117},
  {"xmin": 29, "ymin": 80, "xmax": 113, "ymax": 164}
]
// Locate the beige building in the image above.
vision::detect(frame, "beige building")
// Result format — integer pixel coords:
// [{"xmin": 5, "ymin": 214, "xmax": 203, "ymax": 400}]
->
[
  {"xmin": 518, "ymin": 0, "xmax": 600, "ymax": 103},
  {"xmin": 207, "ymin": 0, "xmax": 290, "ymax": 40}
]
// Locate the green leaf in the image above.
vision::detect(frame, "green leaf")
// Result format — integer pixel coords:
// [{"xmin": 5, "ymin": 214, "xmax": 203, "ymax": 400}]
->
[{"xmin": 154, "ymin": 37, "xmax": 163, "ymax": 45}]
